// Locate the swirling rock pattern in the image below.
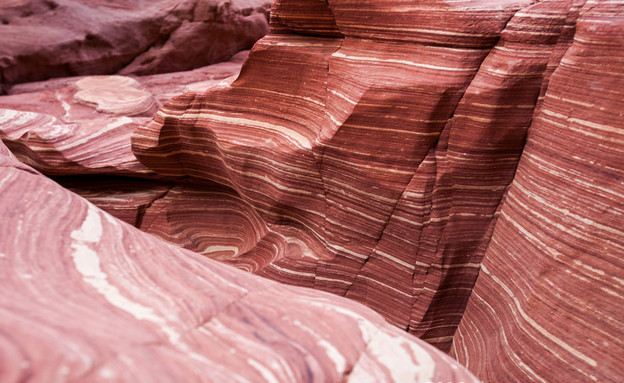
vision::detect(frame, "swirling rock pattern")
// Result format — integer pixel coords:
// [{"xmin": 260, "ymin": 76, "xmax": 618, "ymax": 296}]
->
[
  {"xmin": 0, "ymin": 53, "xmax": 247, "ymax": 176},
  {"xmin": 132, "ymin": 0, "xmax": 605, "ymax": 353},
  {"xmin": 0, "ymin": 0, "xmax": 270, "ymax": 93},
  {"xmin": 0, "ymin": 153, "xmax": 478, "ymax": 383},
  {"xmin": 451, "ymin": 1, "xmax": 624, "ymax": 381},
  {"xmin": 1, "ymin": 0, "xmax": 622, "ymax": 381}
]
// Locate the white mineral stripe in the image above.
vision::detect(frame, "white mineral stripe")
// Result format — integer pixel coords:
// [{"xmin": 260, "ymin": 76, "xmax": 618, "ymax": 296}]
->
[
  {"xmin": 332, "ymin": 51, "xmax": 473, "ymax": 72},
  {"xmin": 187, "ymin": 112, "xmax": 312, "ymax": 149},
  {"xmin": 482, "ymin": 263, "xmax": 598, "ymax": 367},
  {"xmin": 56, "ymin": 117, "xmax": 133, "ymax": 151},
  {"xmin": 70, "ymin": 204, "xmax": 182, "ymax": 346}
]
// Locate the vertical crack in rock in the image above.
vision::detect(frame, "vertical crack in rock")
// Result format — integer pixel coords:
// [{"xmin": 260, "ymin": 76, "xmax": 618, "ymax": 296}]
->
[
  {"xmin": 123, "ymin": 1, "xmax": 624, "ymax": 375},
  {"xmin": 135, "ymin": 185, "xmax": 175, "ymax": 229},
  {"xmin": 403, "ymin": 0, "xmax": 580, "ymax": 350}
]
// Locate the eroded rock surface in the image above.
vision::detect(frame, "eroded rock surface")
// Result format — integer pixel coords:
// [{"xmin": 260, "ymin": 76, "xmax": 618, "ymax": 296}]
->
[
  {"xmin": 1, "ymin": 0, "xmax": 623, "ymax": 382},
  {"xmin": 131, "ymin": 0, "xmax": 602, "ymax": 353},
  {"xmin": 451, "ymin": 2, "xmax": 624, "ymax": 381},
  {"xmin": 0, "ymin": 153, "xmax": 478, "ymax": 383},
  {"xmin": 0, "ymin": 52, "xmax": 247, "ymax": 176},
  {"xmin": 0, "ymin": 0, "xmax": 270, "ymax": 92}
]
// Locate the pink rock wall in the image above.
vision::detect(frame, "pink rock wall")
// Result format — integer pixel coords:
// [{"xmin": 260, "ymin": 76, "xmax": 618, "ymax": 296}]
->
[
  {"xmin": 131, "ymin": 0, "xmax": 597, "ymax": 353},
  {"xmin": 451, "ymin": 1, "xmax": 624, "ymax": 381},
  {"xmin": 0, "ymin": 0, "xmax": 622, "ymax": 381}
]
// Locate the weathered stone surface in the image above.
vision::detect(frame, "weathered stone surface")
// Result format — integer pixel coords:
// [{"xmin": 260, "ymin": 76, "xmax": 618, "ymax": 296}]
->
[
  {"xmin": 132, "ymin": 0, "xmax": 593, "ymax": 352},
  {"xmin": 451, "ymin": 1, "xmax": 624, "ymax": 381},
  {"xmin": 0, "ymin": 153, "xmax": 478, "ymax": 383},
  {"xmin": 0, "ymin": 135, "xmax": 15, "ymax": 158},
  {"xmin": 0, "ymin": 0, "xmax": 270, "ymax": 92},
  {"xmin": 0, "ymin": 53, "xmax": 246, "ymax": 176},
  {"xmin": 1, "ymin": 0, "xmax": 623, "ymax": 381},
  {"xmin": 72, "ymin": 76, "xmax": 158, "ymax": 116},
  {"xmin": 55, "ymin": 176, "xmax": 174, "ymax": 226},
  {"xmin": 0, "ymin": 108, "xmax": 153, "ymax": 176}
]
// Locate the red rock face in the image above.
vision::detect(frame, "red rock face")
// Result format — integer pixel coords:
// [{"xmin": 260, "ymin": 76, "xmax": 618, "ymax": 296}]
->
[
  {"xmin": 451, "ymin": 1, "xmax": 624, "ymax": 381},
  {"xmin": 132, "ymin": 0, "xmax": 596, "ymax": 353},
  {"xmin": 0, "ymin": 52, "xmax": 248, "ymax": 176},
  {"xmin": 0, "ymin": 0, "xmax": 270, "ymax": 92},
  {"xmin": 1, "ymin": 0, "xmax": 622, "ymax": 381},
  {"xmin": 0, "ymin": 153, "xmax": 478, "ymax": 383}
]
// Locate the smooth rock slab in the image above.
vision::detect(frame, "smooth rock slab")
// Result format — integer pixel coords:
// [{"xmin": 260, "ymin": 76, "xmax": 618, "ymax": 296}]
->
[
  {"xmin": 0, "ymin": 153, "xmax": 479, "ymax": 383},
  {"xmin": 73, "ymin": 76, "xmax": 158, "ymax": 116}
]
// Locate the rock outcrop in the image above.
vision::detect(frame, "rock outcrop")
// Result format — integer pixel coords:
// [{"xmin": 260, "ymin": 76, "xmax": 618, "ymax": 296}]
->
[
  {"xmin": 0, "ymin": 0, "xmax": 622, "ymax": 381},
  {"xmin": 0, "ymin": 51, "xmax": 247, "ymax": 176},
  {"xmin": 132, "ymin": 0, "xmax": 604, "ymax": 353},
  {"xmin": 0, "ymin": 0, "xmax": 270, "ymax": 93},
  {"xmin": 0, "ymin": 151, "xmax": 478, "ymax": 383}
]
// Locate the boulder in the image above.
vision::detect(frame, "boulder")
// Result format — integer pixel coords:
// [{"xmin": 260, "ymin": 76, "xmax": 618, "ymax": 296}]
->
[{"xmin": 0, "ymin": 0, "xmax": 270, "ymax": 92}]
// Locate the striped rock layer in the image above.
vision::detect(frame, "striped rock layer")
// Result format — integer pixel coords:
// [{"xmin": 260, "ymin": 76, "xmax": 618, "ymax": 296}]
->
[
  {"xmin": 451, "ymin": 1, "xmax": 624, "ymax": 381},
  {"xmin": 0, "ymin": 52, "xmax": 248, "ymax": 176},
  {"xmin": 131, "ymin": 0, "xmax": 610, "ymax": 355},
  {"xmin": 1, "ymin": 0, "xmax": 621, "ymax": 382},
  {"xmin": 0, "ymin": 153, "xmax": 479, "ymax": 383}
]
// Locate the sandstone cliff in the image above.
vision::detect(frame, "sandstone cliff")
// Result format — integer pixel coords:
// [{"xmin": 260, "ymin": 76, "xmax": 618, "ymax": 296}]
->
[{"xmin": 0, "ymin": 0, "xmax": 622, "ymax": 382}]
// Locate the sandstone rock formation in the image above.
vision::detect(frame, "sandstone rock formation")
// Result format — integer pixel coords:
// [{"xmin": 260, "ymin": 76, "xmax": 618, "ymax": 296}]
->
[
  {"xmin": 0, "ymin": 0, "xmax": 270, "ymax": 93},
  {"xmin": 132, "ymin": 0, "xmax": 597, "ymax": 352},
  {"xmin": 0, "ymin": 51, "xmax": 247, "ymax": 176},
  {"xmin": 0, "ymin": 150, "xmax": 479, "ymax": 382},
  {"xmin": 1, "ymin": 0, "xmax": 623, "ymax": 382},
  {"xmin": 451, "ymin": 2, "xmax": 624, "ymax": 381},
  {"xmin": 129, "ymin": 0, "xmax": 623, "ymax": 380}
]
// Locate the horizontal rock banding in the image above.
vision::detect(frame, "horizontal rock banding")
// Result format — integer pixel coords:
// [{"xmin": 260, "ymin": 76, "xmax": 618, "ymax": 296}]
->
[
  {"xmin": 132, "ymin": 0, "xmax": 594, "ymax": 352},
  {"xmin": 0, "ymin": 107, "xmax": 153, "ymax": 176},
  {"xmin": 0, "ymin": 53, "xmax": 248, "ymax": 177},
  {"xmin": 1, "ymin": 0, "xmax": 622, "ymax": 381}
]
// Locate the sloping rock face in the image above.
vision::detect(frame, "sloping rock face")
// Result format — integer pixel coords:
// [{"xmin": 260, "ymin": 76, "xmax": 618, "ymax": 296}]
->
[
  {"xmin": 0, "ymin": 151, "xmax": 478, "ymax": 383},
  {"xmin": 132, "ymin": 0, "xmax": 600, "ymax": 353},
  {"xmin": 451, "ymin": 2, "xmax": 624, "ymax": 381},
  {"xmin": 0, "ymin": 51, "xmax": 247, "ymax": 175},
  {"xmin": 0, "ymin": 0, "xmax": 270, "ymax": 93}
]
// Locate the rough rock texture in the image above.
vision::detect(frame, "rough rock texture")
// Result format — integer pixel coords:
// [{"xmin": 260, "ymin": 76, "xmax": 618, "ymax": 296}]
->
[
  {"xmin": 53, "ymin": 176, "xmax": 175, "ymax": 227},
  {"xmin": 131, "ymin": 0, "xmax": 597, "ymax": 352},
  {"xmin": 0, "ymin": 152, "xmax": 479, "ymax": 383},
  {"xmin": 451, "ymin": 1, "xmax": 624, "ymax": 381},
  {"xmin": 0, "ymin": 52, "xmax": 247, "ymax": 176},
  {"xmin": 0, "ymin": 0, "xmax": 270, "ymax": 93}
]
